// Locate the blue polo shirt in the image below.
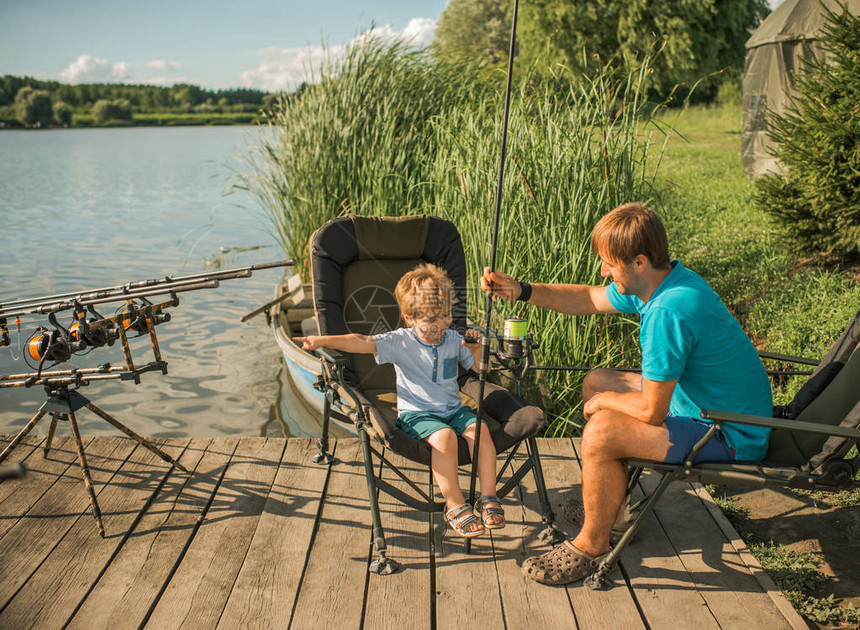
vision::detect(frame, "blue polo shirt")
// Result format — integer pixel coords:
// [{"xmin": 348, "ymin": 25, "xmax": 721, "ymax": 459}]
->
[
  {"xmin": 373, "ymin": 328, "xmax": 475, "ymax": 417},
  {"xmin": 606, "ymin": 261, "xmax": 773, "ymax": 461}
]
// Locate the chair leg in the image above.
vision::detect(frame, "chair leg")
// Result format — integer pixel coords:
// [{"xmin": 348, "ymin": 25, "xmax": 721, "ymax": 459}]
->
[
  {"xmin": 359, "ymin": 427, "xmax": 402, "ymax": 575},
  {"xmin": 313, "ymin": 392, "xmax": 335, "ymax": 465},
  {"xmin": 527, "ymin": 437, "xmax": 564, "ymax": 544},
  {"xmin": 584, "ymin": 470, "xmax": 677, "ymax": 590}
]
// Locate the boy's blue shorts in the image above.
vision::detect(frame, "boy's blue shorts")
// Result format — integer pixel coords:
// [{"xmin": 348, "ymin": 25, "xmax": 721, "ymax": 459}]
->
[
  {"xmin": 663, "ymin": 415, "xmax": 735, "ymax": 464},
  {"xmin": 397, "ymin": 406, "xmax": 481, "ymax": 440}
]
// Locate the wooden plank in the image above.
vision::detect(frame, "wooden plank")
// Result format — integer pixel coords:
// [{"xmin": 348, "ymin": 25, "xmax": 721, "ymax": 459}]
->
[
  {"xmin": 0, "ymin": 438, "xmax": 189, "ymax": 628},
  {"xmin": 542, "ymin": 438, "xmax": 645, "ymax": 629},
  {"xmin": 0, "ymin": 436, "xmax": 89, "ymax": 539},
  {"xmin": 362, "ymin": 447, "xmax": 432, "ymax": 630},
  {"xmin": 290, "ymin": 439, "xmax": 373, "ymax": 629},
  {"xmin": 639, "ymin": 473, "xmax": 794, "ymax": 629},
  {"xmin": 66, "ymin": 438, "xmax": 234, "ymax": 630},
  {"xmin": 692, "ymin": 484, "xmax": 808, "ymax": 630},
  {"xmin": 217, "ymin": 439, "xmax": 335, "ymax": 629},
  {"xmin": 0, "ymin": 434, "xmax": 45, "ymax": 504},
  {"xmin": 485, "ymin": 439, "xmax": 579, "ymax": 628},
  {"xmin": 144, "ymin": 438, "xmax": 285, "ymax": 629},
  {"xmin": 433, "ymin": 461, "xmax": 505, "ymax": 630},
  {"xmin": 616, "ymin": 470, "xmax": 721, "ymax": 628},
  {"xmin": 0, "ymin": 436, "xmax": 135, "ymax": 611}
]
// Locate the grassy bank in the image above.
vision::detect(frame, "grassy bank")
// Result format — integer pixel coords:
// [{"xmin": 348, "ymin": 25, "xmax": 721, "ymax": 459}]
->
[{"xmin": 654, "ymin": 104, "xmax": 860, "ymax": 404}]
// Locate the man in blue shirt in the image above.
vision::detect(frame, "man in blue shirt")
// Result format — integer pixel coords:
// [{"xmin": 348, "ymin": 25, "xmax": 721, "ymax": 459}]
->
[{"xmin": 480, "ymin": 202, "xmax": 772, "ymax": 585}]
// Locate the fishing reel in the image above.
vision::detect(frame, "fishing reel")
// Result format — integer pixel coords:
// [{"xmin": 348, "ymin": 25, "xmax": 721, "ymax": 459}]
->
[
  {"xmin": 116, "ymin": 299, "xmax": 171, "ymax": 337},
  {"xmin": 24, "ymin": 313, "xmax": 86, "ymax": 370}
]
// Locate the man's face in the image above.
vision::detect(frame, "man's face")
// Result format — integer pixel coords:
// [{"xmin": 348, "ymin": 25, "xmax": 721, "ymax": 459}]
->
[{"xmin": 599, "ymin": 251, "xmax": 644, "ymax": 296}]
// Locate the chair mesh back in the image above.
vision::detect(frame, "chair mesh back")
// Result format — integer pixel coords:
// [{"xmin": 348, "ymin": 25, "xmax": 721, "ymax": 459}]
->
[
  {"xmin": 310, "ymin": 214, "xmax": 468, "ymax": 389},
  {"xmin": 766, "ymin": 309, "xmax": 860, "ymax": 467}
]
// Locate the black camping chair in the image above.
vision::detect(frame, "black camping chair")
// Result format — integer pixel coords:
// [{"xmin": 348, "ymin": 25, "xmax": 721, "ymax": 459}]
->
[
  {"xmin": 307, "ymin": 214, "xmax": 559, "ymax": 574},
  {"xmin": 584, "ymin": 308, "xmax": 860, "ymax": 590}
]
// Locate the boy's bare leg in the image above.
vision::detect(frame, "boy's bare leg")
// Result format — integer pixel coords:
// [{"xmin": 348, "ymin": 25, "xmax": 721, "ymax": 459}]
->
[
  {"xmin": 427, "ymin": 428, "xmax": 482, "ymax": 533},
  {"xmin": 462, "ymin": 421, "xmax": 502, "ymax": 526}
]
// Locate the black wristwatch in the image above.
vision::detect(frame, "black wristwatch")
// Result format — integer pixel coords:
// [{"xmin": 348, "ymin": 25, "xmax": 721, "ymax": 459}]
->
[{"xmin": 517, "ymin": 281, "xmax": 532, "ymax": 302}]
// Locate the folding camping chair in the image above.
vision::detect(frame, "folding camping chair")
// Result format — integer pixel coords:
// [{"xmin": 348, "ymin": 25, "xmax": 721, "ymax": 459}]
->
[
  {"xmin": 307, "ymin": 214, "xmax": 559, "ymax": 574},
  {"xmin": 584, "ymin": 308, "xmax": 860, "ymax": 590}
]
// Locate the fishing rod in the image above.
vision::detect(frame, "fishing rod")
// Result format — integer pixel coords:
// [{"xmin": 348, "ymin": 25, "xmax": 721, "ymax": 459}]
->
[
  {"xmin": 0, "ymin": 259, "xmax": 294, "ymax": 320},
  {"xmin": 467, "ymin": 0, "xmax": 520, "ymax": 515}
]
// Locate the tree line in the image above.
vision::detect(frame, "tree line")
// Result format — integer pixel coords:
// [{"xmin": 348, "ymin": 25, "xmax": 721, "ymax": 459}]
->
[
  {"xmin": 434, "ymin": 0, "xmax": 770, "ymax": 103},
  {"xmin": 0, "ymin": 75, "xmax": 276, "ymax": 128}
]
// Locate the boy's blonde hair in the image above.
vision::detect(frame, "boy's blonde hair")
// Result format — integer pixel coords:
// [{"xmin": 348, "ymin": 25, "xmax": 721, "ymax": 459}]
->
[{"xmin": 394, "ymin": 264, "xmax": 455, "ymax": 320}]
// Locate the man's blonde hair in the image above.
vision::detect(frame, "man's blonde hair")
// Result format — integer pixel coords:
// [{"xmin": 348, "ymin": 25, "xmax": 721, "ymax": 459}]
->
[
  {"xmin": 394, "ymin": 264, "xmax": 455, "ymax": 320},
  {"xmin": 590, "ymin": 202, "xmax": 671, "ymax": 269}
]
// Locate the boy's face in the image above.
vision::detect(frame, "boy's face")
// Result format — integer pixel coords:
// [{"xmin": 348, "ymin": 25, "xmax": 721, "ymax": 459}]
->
[{"xmin": 404, "ymin": 313, "xmax": 452, "ymax": 344}]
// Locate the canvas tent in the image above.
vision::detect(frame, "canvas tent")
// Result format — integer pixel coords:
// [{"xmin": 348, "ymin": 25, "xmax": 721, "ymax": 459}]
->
[{"xmin": 742, "ymin": 0, "xmax": 860, "ymax": 178}]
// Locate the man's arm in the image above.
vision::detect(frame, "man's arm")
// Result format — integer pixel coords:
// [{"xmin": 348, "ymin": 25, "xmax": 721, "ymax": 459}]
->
[
  {"xmin": 583, "ymin": 377, "xmax": 677, "ymax": 425},
  {"xmin": 480, "ymin": 268, "xmax": 618, "ymax": 316},
  {"xmin": 293, "ymin": 334, "xmax": 377, "ymax": 354}
]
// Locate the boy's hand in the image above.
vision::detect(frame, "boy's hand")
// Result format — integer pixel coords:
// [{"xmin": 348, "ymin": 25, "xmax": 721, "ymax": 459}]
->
[
  {"xmin": 463, "ymin": 329, "xmax": 485, "ymax": 370},
  {"xmin": 480, "ymin": 267, "xmax": 521, "ymax": 302},
  {"xmin": 293, "ymin": 336, "xmax": 321, "ymax": 351}
]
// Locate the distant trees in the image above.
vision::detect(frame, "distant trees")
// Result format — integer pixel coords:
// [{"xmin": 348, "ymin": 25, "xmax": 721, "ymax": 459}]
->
[
  {"xmin": 433, "ymin": 0, "xmax": 769, "ymax": 102},
  {"xmin": 434, "ymin": 0, "xmax": 511, "ymax": 63},
  {"xmin": 92, "ymin": 99, "xmax": 134, "ymax": 125},
  {"xmin": 14, "ymin": 87, "xmax": 53, "ymax": 128},
  {"xmin": 53, "ymin": 101, "xmax": 73, "ymax": 127}
]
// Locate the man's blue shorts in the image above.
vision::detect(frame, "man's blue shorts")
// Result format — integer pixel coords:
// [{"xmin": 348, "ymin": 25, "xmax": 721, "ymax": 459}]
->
[
  {"xmin": 397, "ymin": 406, "xmax": 480, "ymax": 440},
  {"xmin": 663, "ymin": 415, "xmax": 735, "ymax": 464}
]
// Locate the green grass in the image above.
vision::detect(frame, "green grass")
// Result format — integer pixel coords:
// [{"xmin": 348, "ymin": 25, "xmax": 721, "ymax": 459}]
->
[
  {"xmin": 749, "ymin": 541, "xmax": 860, "ymax": 626},
  {"xmin": 653, "ymin": 103, "xmax": 860, "ymax": 404}
]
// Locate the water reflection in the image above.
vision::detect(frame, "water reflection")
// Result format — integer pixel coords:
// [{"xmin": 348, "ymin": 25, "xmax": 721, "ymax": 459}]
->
[{"xmin": 0, "ymin": 126, "xmax": 316, "ymax": 438}]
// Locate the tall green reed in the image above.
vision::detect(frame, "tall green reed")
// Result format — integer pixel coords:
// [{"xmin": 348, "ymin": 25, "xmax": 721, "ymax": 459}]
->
[{"xmin": 236, "ymin": 37, "xmax": 668, "ymax": 434}]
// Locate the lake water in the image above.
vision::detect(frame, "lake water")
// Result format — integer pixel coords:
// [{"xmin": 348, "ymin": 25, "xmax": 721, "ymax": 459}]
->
[{"xmin": 0, "ymin": 126, "xmax": 316, "ymax": 438}]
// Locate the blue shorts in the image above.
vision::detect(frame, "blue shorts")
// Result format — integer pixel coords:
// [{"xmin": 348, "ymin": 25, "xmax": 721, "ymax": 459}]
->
[
  {"xmin": 663, "ymin": 415, "xmax": 735, "ymax": 464},
  {"xmin": 397, "ymin": 406, "xmax": 479, "ymax": 440}
]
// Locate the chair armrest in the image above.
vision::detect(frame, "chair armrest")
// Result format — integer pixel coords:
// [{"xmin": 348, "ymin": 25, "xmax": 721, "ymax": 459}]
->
[
  {"xmin": 315, "ymin": 346, "xmax": 350, "ymax": 367},
  {"xmin": 758, "ymin": 350, "xmax": 819, "ymax": 366},
  {"xmin": 701, "ymin": 408, "xmax": 860, "ymax": 440}
]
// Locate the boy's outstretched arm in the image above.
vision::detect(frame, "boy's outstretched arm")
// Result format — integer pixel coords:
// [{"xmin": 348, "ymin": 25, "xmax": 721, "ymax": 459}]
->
[{"xmin": 293, "ymin": 334, "xmax": 377, "ymax": 354}]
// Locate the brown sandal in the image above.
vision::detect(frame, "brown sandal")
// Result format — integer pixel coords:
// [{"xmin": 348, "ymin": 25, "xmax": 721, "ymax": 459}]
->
[
  {"xmin": 444, "ymin": 503, "xmax": 485, "ymax": 538},
  {"xmin": 521, "ymin": 540, "xmax": 607, "ymax": 585},
  {"xmin": 475, "ymin": 495, "xmax": 506, "ymax": 529}
]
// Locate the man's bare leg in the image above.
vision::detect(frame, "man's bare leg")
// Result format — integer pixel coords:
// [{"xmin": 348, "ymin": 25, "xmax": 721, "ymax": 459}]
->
[
  {"xmin": 572, "ymin": 409, "xmax": 669, "ymax": 557},
  {"xmin": 582, "ymin": 368, "xmax": 641, "ymax": 402},
  {"xmin": 580, "ymin": 368, "xmax": 645, "ymax": 525}
]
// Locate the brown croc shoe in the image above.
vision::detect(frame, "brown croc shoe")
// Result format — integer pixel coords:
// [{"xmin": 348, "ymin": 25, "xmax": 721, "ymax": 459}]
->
[{"xmin": 521, "ymin": 540, "xmax": 607, "ymax": 585}]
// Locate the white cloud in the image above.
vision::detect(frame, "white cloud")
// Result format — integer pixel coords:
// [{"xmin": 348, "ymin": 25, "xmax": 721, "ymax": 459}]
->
[
  {"xmin": 147, "ymin": 59, "xmax": 183, "ymax": 72},
  {"xmin": 239, "ymin": 17, "xmax": 437, "ymax": 92},
  {"xmin": 58, "ymin": 54, "xmax": 185, "ymax": 85}
]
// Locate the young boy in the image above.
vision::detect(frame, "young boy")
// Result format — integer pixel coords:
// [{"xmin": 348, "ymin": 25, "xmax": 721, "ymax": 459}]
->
[{"xmin": 295, "ymin": 263, "xmax": 504, "ymax": 538}]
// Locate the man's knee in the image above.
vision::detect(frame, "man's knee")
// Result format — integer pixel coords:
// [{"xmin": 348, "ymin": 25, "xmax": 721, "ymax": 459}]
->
[
  {"xmin": 580, "ymin": 411, "xmax": 616, "ymax": 456},
  {"xmin": 582, "ymin": 368, "xmax": 640, "ymax": 403},
  {"xmin": 428, "ymin": 427, "xmax": 457, "ymax": 450}
]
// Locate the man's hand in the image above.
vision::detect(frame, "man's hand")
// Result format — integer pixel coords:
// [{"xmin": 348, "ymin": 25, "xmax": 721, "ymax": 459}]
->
[{"xmin": 480, "ymin": 267, "xmax": 521, "ymax": 302}]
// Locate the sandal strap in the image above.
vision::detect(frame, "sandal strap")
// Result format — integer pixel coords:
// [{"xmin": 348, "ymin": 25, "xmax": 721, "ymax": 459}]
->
[{"xmin": 445, "ymin": 503, "xmax": 477, "ymax": 526}]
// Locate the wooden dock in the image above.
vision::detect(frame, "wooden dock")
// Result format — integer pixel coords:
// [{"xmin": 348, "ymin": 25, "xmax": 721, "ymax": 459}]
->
[{"xmin": 0, "ymin": 434, "xmax": 807, "ymax": 629}]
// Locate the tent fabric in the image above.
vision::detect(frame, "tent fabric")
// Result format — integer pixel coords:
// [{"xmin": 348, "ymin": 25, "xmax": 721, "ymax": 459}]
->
[{"xmin": 742, "ymin": 0, "xmax": 860, "ymax": 179}]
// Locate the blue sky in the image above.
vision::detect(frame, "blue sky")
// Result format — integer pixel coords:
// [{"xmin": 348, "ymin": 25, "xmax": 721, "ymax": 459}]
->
[{"xmin": 0, "ymin": 1, "xmax": 448, "ymax": 90}]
